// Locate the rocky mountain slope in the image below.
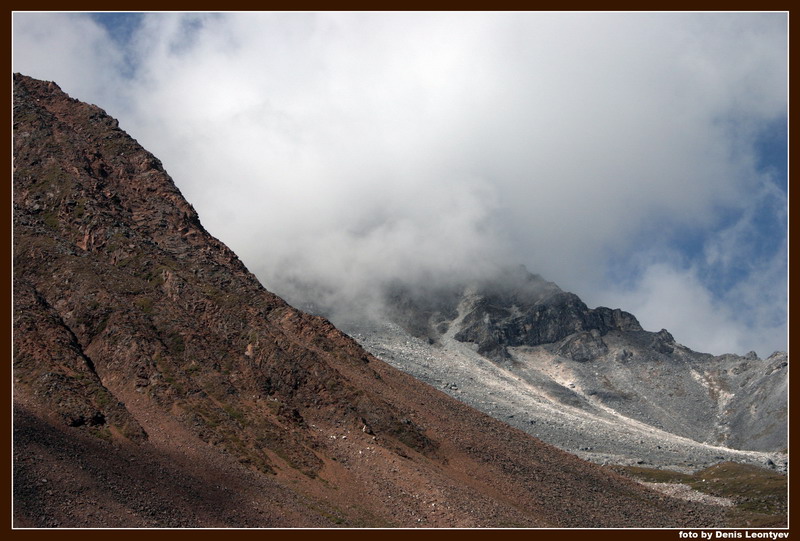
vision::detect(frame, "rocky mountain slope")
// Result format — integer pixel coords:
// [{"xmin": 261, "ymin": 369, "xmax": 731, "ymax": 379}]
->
[
  {"xmin": 12, "ymin": 73, "xmax": 741, "ymax": 528},
  {"xmin": 334, "ymin": 266, "xmax": 787, "ymax": 473}
]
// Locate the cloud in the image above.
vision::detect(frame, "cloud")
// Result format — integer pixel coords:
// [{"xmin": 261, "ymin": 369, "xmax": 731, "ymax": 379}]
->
[
  {"xmin": 596, "ymin": 258, "xmax": 786, "ymax": 358},
  {"xmin": 12, "ymin": 12, "xmax": 787, "ymax": 355},
  {"xmin": 589, "ymin": 169, "xmax": 787, "ymax": 358},
  {"xmin": 12, "ymin": 13, "xmax": 129, "ymax": 111}
]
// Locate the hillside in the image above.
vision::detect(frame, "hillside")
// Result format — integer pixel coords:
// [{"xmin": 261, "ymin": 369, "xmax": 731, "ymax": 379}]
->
[{"xmin": 11, "ymin": 73, "xmax": 739, "ymax": 528}]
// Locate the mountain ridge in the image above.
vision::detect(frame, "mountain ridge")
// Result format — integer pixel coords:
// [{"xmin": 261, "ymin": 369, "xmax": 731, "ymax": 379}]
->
[{"xmin": 334, "ymin": 268, "xmax": 787, "ymax": 470}]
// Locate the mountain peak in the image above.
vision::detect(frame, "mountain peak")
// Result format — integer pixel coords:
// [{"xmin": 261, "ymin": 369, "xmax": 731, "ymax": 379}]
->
[
  {"xmin": 14, "ymin": 74, "xmax": 736, "ymax": 527},
  {"xmin": 373, "ymin": 265, "xmax": 643, "ymax": 360}
]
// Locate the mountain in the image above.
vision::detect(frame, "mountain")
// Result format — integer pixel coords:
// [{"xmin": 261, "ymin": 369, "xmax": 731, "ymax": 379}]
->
[
  {"xmin": 334, "ymin": 266, "xmax": 787, "ymax": 474},
  {"xmin": 12, "ymin": 73, "xmax": 744, "ymax": 528}
]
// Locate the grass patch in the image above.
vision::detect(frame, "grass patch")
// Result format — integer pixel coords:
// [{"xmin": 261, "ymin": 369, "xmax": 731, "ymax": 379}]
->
[
  {"xmin": 200, "ymin": 282, "xmax": 239, "ymax": 308},
  {"xmin": 157, "ymin": 361, "xmax": 186, "ymax": 396},
  {"xmin": 164, "ymin": 332, "xmax": 185, "ymax": 355},
  {"xmin": 95, "ymin": 313, "xmax": 110, "ymax": 334},
  {"xmin": 144, "ymin": 267, "xmax": 166, "ymax": 287},
  {"xmin": 613, "ymin": 462, "xmax": 787, "ymax": 527},
  {"xmin": 41, "ymin": 211, "xmax": 61, "ymax": 229},
  {"xmin": 94, "ymin": 388, "xmax": 112, "ymax": 408},
  {"xmin": 690, "ymin": 462, "xmax": 787, "ymax": 517},
  {"xmin": 184, "ymin": 363, "xmax": 201, "ymax": 376},
  {"xmin": 73, "ymin": 198, "xmax": 86, "ymax": 219},
  {"xmin": 613, "ymin": 465, "xmax": 693, "ymax": 484},
  {"xmin": 134, "ymin": 296, "xmax": 154, "ymax": 314},
  {"xmin": 88, "ymin": 426, "xmax": 113, "ymax": 442},
  {"xmin": 222, "ymin": 403, "xmax": 248, "ymax": 425}
]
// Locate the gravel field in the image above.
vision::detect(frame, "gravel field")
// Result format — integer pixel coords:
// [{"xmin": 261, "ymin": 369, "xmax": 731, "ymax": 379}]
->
[
  {"xmin": 640, "ymin": 483, "xmax": 734, "ymax": 507},
  {"xmin": 343, "ymin": 318, "xmax": 787, "ymax": 474}
]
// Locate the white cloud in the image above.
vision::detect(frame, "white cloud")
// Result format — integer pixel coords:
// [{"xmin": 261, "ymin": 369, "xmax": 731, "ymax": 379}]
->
[
  {"xmin": 12, "ymin": 12, "xmax": 788, "ymax": 355},
  {"xmin": 12, "ymin": 13, "xmax": 128, "ymax": 112},
  {"xmin": 596, "ymin": 259, "xmax": 786, "ymax": 358}
]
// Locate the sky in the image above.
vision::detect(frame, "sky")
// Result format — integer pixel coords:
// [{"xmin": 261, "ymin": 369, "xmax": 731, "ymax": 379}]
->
[{"xmin": 12, "ymin": 12, "xmax": 788, "ymax": 357}]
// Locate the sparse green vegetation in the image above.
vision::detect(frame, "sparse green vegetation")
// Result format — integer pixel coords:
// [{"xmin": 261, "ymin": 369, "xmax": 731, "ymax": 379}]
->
[
  {"xmin": 184, "ymin": 363, "xmax": 200, "ymax": 376},
  {"xmin": 691, "ymin": 462, "xmax": 787, "ymax": 518},
  {"xmin": 613, "ymin": 462, "xmax": 787, "ymax": 527},
  {"xmin": 74, "ymin": 198, "xmax": 87, "ymax": 219},
  {"xmin": 93, "ymin": 388, "xmax": 112, "ymax": 408},
  {"xmin": 95, "ymin": 313, "xmax": 110, "ymax": 334},
  {"xmin": 42, "ymin": 211, "xmax": 60, "ymax": 229},
  {"xmin": 41, "ymin": 165, "xmax": 72, "ymax": 189},
  {"xmin": 134, "ymin": 296, "xmax": 154, "ymax": 314},
  {"xmin": 115, "ymin": 253, "xmax": 142, "ymax": 270},
  {"xmin": 157, "ymin": 360, "xmax": 186, "ymax": 396},
  {"xmin": 222, "ymin": 403, "xmax": 247, "ymax": 425},
  {"xmin": 191, "ymin": 402, "xmax": 224, "ymax": 429},
  {"xmin": 164, "ymin": 331, "xmax": 185, "ymax": 355},
  {"xmin": 144, "ymin": 267, "xmax": 167, "ymax": 287},
  {"xmin": 200, "ymin": 282, "xmax": 240, "ymax": 308},
  {"xmin": 88, "ymin": 426, "xmax": 112, "ymax": 442},
  {"xmin": 612, "ymin": 465, "xmax": 693, "ymax": 484}
]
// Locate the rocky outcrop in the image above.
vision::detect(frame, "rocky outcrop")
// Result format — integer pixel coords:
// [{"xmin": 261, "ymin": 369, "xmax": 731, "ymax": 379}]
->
[
  {"xmin": 450, "ymin": 273, "xmax": 642, "ymax": 361},
  {"xmin": 13, "ymin": 279, "xmax": 147, "ymax": 441},
  {"xmin": 650, "ymin": 329, "xmax": 676, "ymax": 355},
  {"xmin": 377, "ymin": 266, "xmax": 643, "ymax": 362},
  {"xmin": 556, "ymin": 330, "xmax": 609, "ymax": 362}
]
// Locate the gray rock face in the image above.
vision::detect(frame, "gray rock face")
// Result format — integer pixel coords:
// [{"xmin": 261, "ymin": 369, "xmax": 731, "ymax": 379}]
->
[
  {"xmin": 391, "ymin": 268, "xmax": 642, "ymax": 361},
  {"xmin": 556, "ymin": 330, "xmax": 608, "ymax": 362},
  {"xmin": 531, "ymin": 331, "xmax": 787, "ymax": 453},
  {"xmin": 716, "ymin": 351, "xmax": 788, "ymax": 452},
  {"xmin": 650, "ymin": 329, "xmax": 676, "ymax": 355}
]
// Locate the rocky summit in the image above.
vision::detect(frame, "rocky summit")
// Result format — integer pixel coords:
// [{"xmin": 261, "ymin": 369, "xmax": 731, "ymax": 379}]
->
[{"xmin": 11, "ymin": 74, "xmax": 782, "ymax": 529}]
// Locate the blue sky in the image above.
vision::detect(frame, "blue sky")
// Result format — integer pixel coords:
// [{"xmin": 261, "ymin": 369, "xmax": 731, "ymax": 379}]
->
[
  {"xmin": 90, "ymin": 12, "xmax": 143, "ymax": 44},
  {"xmin": 13, "ymin": 12, "xmax": 788, "ymax": 356}
]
